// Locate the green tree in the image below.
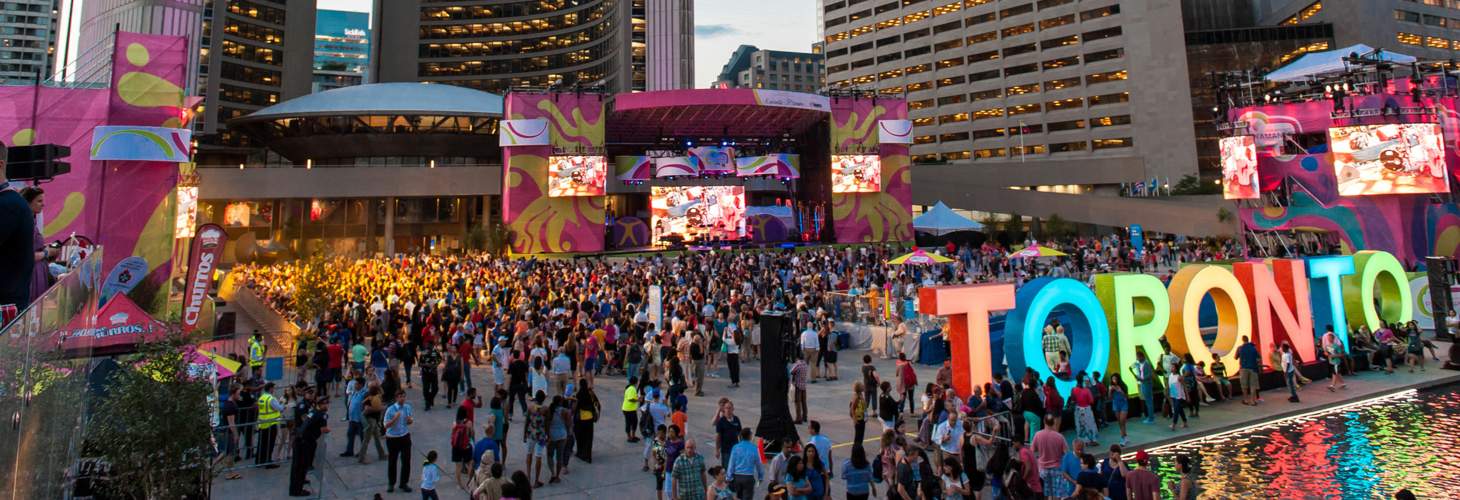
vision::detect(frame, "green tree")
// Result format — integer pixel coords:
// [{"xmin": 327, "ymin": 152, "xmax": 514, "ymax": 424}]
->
[
  {"xmin": 1171, "ymin": 174, "xmax": 1221, "ymax": 195},
  {"xmin": 292, "ymin": 252, "xmax": 338, "ymax": 326},
  {"xmin": 1004, "ymin": 212, "xmax": 1027, "ymax": 243},
  {"xmin": 1043, "ymin": 213, "xmax": 1072, "ymax": 240},
  {"xmin": 86, "ymin": 333, "xmax": 215, "ymax": 499}
]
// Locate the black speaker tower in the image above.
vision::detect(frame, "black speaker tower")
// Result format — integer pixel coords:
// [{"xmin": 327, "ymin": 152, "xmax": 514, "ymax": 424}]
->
[
  {"xmin": 1426, "ymin": 256, "xmax": 1460, "ymax": 370},
  {"xmin": 755, "ymin": 311, "xmax": 799, "ymax": 450}
]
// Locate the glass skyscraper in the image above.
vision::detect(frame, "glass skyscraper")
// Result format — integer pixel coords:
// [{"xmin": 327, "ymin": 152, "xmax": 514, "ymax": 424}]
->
[{"xmin": 313, "ymin": 9, "xmax": 369, "ymax": 92}]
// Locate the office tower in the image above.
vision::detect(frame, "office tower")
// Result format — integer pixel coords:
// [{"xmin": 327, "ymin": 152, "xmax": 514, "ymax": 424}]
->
[
  {"xmin": 313, "ymin": 9, "xmax": 370, "ymax": 93},
  {"xmin": 374, "ymin": 0, "xmax": 692, "ymax": 93},
  {"xmin": 645, "ymin": 0, "xmax": 692, "ymax": 90},
  {"xmin": 0, "ymin": 0, "xmax": 58, "ymax": 84},
  {"xmin": 714, "ymin": 44, "xmax": 825, "ymax": 92}
]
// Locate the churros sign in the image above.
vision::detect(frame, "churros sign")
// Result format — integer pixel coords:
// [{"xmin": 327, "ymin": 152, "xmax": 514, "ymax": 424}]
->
[{"xmin": 182, "ymin": 224, "xmax": 227, "ymax": 333}]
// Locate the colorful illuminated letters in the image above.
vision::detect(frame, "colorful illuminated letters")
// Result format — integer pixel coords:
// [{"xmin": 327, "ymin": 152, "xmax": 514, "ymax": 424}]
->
[
  {"xmin": 918, "ymin": 284, "xmax": 1015, "ymax": 398},
  {"xmin": 921, "ymin": 251, "xmax": 1415, "ymax": 399}
]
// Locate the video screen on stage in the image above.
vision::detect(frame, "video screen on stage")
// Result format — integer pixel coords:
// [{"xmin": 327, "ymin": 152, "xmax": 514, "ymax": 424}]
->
[
  {"xmin": 651, "ymin": 186, "xmax": 746, "ymax": 244},
  {"xmin": 831, "ymin": 155, "xmax": 882, "ymax": 193},
  {"xmin": 1220, "ymin": 136, "xmax": 1260, "ymax": 200},
  {"xmin": 1328, "ymin": 123, "xmax": 1450, "ymax": 196},
  {"xmin": 547, "ymin": 155, "xmax": 607, "ymax": 197}
]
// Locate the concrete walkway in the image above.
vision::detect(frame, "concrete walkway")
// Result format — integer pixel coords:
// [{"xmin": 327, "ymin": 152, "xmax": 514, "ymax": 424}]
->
[{"xmin": 212, "ymin": 340, "xmax": 1459, "ymax": 500}]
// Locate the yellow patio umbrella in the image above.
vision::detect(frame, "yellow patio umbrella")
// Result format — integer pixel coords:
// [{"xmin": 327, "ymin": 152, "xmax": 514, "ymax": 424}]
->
[
  {"xmin": 886, "ymin": 248, "xmax": 955, "ymax": 265},
  {"xmin": 1008, "ymin": 243, "xmax": 1068, "ymax": 259}
]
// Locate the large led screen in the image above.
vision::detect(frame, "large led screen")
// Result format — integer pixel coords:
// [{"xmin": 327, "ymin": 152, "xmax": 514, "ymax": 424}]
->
[
  {"xmin": 651, "ymin": 186, "xmax": 746, "ymax": 244},
  {"xmin": 1220, "ymin": 136, "xmax": 1259, "ymax": 200},
  {"xmin": 831, "ymin": 154, "xmax": 882, "ymax": 193},
  {"xmin": 1329, "ymin": 123, "xmax": 1450, "ymax": 196},
  {"xmin": 547, "ymin": 156, "xmax": 607, "ymax": 197}
]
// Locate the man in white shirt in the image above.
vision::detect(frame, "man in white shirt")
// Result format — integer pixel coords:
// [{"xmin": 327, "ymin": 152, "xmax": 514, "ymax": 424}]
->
[
  {"xmin": 932, "ymin": 408, "xmax": 962, "ymax": 471},
  {"xmin": 800, "ymin": 324, "xmax": 820, "ymax": 381}
]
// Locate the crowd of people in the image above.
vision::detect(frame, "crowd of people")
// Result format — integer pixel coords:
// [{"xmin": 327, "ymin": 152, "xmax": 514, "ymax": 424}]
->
[{"xmin": 214, "ymin": 233, "xmax": 1341, "ymax": 499}]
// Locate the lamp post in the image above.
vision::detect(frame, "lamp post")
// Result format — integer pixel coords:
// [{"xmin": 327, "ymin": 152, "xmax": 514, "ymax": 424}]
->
[{"xmin": 1018, "ymin": 120, "xmax": 1026, "ymax": 163}]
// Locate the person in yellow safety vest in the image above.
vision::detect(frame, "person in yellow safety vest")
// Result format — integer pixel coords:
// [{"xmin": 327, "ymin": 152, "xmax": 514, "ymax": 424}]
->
[
  {"xmin": 256, "ymin": 382, "xmax": 285, "ymax": 468},
  {"xmin": 249, "ymin": 331, "xmax": 266, "ymax": 379}
]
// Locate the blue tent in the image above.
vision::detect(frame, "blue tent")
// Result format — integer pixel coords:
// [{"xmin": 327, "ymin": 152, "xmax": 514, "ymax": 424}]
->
[
  {"xmin": 913, "ymin": 201, "xmax": 984, "ymax": 236},
  {"xmin": 1265, "ymin": 44, "xmax": 1415, "ymax": 82}
]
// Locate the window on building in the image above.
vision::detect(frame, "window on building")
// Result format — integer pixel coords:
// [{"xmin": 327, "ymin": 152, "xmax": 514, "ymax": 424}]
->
[
  {"xmin": 934, "ymin": 20, "xmax": 963, "ymax": 33},
  {"xmin": 937, "ymin": 57, "xmax": 964, "ymax": 69},
  {"xmin": 1036, "ymin": 0, "xmax": 1074, "ymax": 9},
  {"xmin": 1009, "ymin": 144, "xmax": 1047, "ymax": 156},
  {"xmin": 905, "ymin": 28, "xmax": 931, "ymax": 41},
  {"xmin": 938, "ymin": 75, "xmax": 966, "ymax": 86},
  {"xmin": 1091, "ymin": 138, "xmax": 1133, "ymax": 149},
  {"xmin": 967, "ymin": 50, "xmax": 1000, "ymax": 63},
  {"xmin": 1006, "ymin": 83, "xmax": 1039, "ymax": 95},
  {"xmin": 1395, "ymin": 10, "xmax": 1421, "ymax": 23},
  {"xmin": 1043, "ymin": 77, "xmax": 1080, "ymax": 91},
  {"xmin": 965, "ymin": 12, "xmax": 995, "ymax": 26},
  {"xmin": 1041, "ymin": 34, "xmax": 1080, "ymax": 50},
  {"xmin": 972, "ymin": 107, "xmax": 1004, "ymax": 120},
  {"xmin": 967, "ymin": 30, "xmax": 997, "ymax": 44},
  {"xmin": 1002, "ymin": 23, "xmax": 1035, "ymax": 38},
  {"xmin": 909, "ymin": 98, "xmax": 934, "ymax": 109},
  {"xmin": 1079, "ymin": 5, "xmax": 1119, "ymax": 21},
  {"xmin": 1397, "ymin": 32, "xmax": 1422, "ymax": 46},
  {"xmin": 1047, "ymin": 119, "xmax": 1085, "ymax": 131},
  {"xmin": 1004, "ymin": 63, "xmax": 1038, "ymax": 76},
  {"xmin": 940, "ymin": 112, "xmax": 971, "ymax": 124},
  {"xmin": 1007, "ymin": 103, "xmax": 1042, "ymax": 116},
  {"xmin": 973, "ymin": 147, "xmax": 1007, "ymax": 159},
  {"xmin": 1049, "ymin": 141, "xmax": 1088, "ymax": 153},
  {"xmin": 934, "ymin": 38, "xmax": 964, "ymax": 51},
  {"xmin": 970, "ymin": 89, "xmax": 1002, "ymax": 101},
  {"xmin": 914, "ymin": 135, "xmax": 937, "ymax": 144},
  {"xmin": 878, "ymin": 35, "xmax": 903, "ymax": 47},
  {"xmin": 1039, "ymin": 14, "xmax": 1075, "ymax": 30},
  {"xmin": 1000, "ymin": 3, "xmax": 1033, "ymax": 18},
  {"xmin": 1003, "ymin": 43, "xmax": 1037, "ymax": 57},
  {"xmin": 1045, "ymin": 97, "xmax": 1083, "ymax": 110},
  {"xmin": 1042, "ymin": 56, "xmax": 1080, "ymax": 70},
  {"xmin": 1088, "ymin": 92, "xmax": 1130, "ymax": 106},
  {"xmin": 938, "ymin": 94, "xmax": 967, "ymax": 105},
  {"xmin": 968, "ymin": 69, "xmax": 1001, "ymax": 82},
  {"xmin": 1090, "ymin": 114, "xmax": 1132, "ymax": 127},
  {"xmin": 940, "ymin": 131, "xmax": 970, "ymax": 142},
  {"xmin": 972, "ymin": 128, "xmax": 1006, "ymax": 139},
  {"xmin": 905, "ymin": 46, "xmax": 932, "ymax": 57},
  {"xmin": 1082, "ymin": 26, "xmax": 1122, "ymax": 42},
  {"xmin": 1085, "ymin": 70, "xmax": 1127, "ymax": 84},
  {"xmin": 1429, "ymin": 36, "xmax": 1451, "ymax": 49},
  {"xmin": 1084, "ymin": 48, "xmax": 1124, "ymax": 63},
  {"xmin": 907, "ymin": 80, "xmax": 933, "ymax": 91}
]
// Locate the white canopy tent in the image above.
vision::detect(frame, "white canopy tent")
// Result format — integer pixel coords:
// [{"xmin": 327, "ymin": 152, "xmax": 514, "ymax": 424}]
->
[{"xmin": 1265, "ymin": 44, "xmax": 1416, "ymax": 83}]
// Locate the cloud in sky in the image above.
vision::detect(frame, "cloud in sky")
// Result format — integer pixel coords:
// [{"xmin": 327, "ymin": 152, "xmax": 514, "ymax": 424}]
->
[
  {"xmin": 693, "ymin": 0, "xmax": 817, "ymax": 87},
  {"xmin": 695, "ymin": 24, "xmax": 741, "ymax": 37}
]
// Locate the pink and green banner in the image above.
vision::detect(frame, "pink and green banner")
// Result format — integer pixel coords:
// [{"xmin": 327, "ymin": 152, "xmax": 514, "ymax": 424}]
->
[
  {"xmin": 0, "ymin": 33, "xmax": 187, "ymax": 311},
  {"xmin": 502, "ymin": 92, "xmax": 607, "ymax": 253},
  {"xmin": 829, "ymin": 97, "xmax": 913, "ymax": 243}
]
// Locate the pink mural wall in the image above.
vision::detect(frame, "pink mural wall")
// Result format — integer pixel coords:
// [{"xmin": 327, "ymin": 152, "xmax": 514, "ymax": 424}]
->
[
  {"xmin": 501, "ymin": 93, "xmax": 607, "ymax": 253},
  {"xmin": 829, "ymin": 96, "xmax": 913, "ymax": 243},
  {"xmin": 0, "ymin": 33, "xmax": 187, "ymax": 295}
]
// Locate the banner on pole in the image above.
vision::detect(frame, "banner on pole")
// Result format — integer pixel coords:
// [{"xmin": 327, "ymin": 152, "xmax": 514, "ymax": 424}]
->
[
  {"xmin": 90, "ymin": 126, "xmax": 193, "ymax": 161},
  {"xmin": 182, "ymin": 224, "xmax": 226, "ymax": 333},
  {"xmin": 499, "ymin": 118, "xmax": 551, "ymax": 146}
]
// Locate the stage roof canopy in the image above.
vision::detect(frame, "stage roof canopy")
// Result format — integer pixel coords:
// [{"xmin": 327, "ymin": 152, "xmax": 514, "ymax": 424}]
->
[
  {"xmin": 1265, "ymin": 44, "xmax": 1416, "ymax": 82},
  {"xmin": 608, "ymin": 88, "xmax": 830, "ymax": 143}
]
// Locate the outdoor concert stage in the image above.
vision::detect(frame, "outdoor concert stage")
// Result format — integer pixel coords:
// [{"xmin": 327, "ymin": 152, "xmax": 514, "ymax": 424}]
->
[{"xmin": 499, "ymin": 88, "xmax": 915, "ymax": 254}]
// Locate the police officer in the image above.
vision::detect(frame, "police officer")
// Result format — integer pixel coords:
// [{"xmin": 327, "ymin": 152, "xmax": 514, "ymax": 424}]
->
[
  {"xmin": 249, "ymin": 331, "xmax": 267, "ymax": 379},
  {"xmin": 289, "ymin": 396, "xmax": 330, "ymax": 496},
  {"xmin": 256, "ymin": 382, "xmax": 284, "ymax": 468}
]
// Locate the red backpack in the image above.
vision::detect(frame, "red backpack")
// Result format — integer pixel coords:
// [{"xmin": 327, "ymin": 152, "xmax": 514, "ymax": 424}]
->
[{"xmin": 451, "ymin": 423, "xmax": 471, "ymax": 449}]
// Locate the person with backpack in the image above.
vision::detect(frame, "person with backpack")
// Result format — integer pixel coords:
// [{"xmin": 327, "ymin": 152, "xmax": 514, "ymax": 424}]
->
[{"xmin": 449, "ymin": 410, "xmax": 474, "ymax": 489}]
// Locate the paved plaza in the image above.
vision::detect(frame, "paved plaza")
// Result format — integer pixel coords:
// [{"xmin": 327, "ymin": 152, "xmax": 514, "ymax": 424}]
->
[{"xmin": 213, "ymin": 336, "xmax": 1459, "ymax": 500}]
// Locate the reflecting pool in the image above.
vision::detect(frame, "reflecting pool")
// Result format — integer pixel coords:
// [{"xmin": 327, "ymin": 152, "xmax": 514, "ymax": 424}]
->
[{"xmin": 1144, "ymin": 384, "xmax": 1460, "ymax": 498}]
